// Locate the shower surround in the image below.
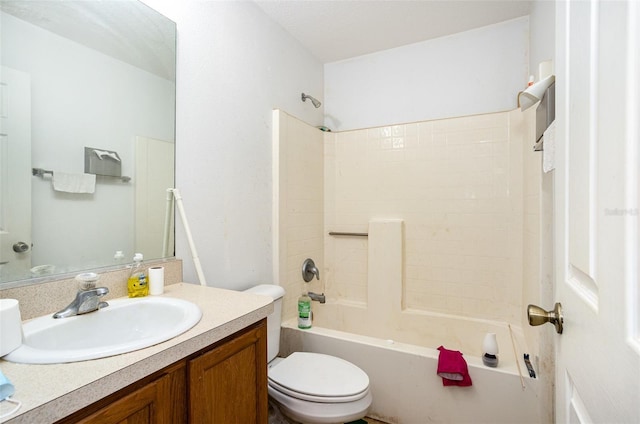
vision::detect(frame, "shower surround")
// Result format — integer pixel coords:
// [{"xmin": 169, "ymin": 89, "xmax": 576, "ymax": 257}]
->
[
  {"xmin": 274, "ymin": 109, "xmax": 536, "ymax": 325},
  {"xmin": 272, "ymin": 109, "xmax": 545, "ymax": 422},
  {"xmin": 325, "ymin": 111, "xmax": 524, "ymax": 322}
]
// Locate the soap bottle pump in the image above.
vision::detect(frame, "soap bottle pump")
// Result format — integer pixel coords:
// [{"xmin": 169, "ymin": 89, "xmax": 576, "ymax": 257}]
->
[
  {"xmin": 298, "ymin": 290, "xmax": 312, "ymax": 329},
  {"xmin": 127, "ymin": 253, "xmax": 148, "ymax": 298}
]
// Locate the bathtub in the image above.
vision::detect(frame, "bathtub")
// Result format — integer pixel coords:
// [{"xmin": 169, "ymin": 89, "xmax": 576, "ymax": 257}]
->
[{"xmin": 279, "ymin": 306, "xmax": 543, "ymax": 424}]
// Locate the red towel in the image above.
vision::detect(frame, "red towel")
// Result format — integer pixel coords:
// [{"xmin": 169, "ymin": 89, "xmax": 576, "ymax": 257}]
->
[{"xmin": 437, "ymin": 346, "xmax": 472, "ymax": 386}]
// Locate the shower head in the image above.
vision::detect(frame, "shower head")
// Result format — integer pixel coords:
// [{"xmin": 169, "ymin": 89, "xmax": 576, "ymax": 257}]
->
[{"xmin": 301, "ymin": 92, "xmax": 321, "ymax": 108}]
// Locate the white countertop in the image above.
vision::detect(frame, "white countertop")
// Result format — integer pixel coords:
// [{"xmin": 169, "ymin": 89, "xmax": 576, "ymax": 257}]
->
[{"xmin": 0, "ymin": 283, "xmax": 273, "ymax": 424}]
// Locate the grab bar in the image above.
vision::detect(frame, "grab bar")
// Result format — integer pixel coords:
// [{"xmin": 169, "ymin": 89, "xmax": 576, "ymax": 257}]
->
[{"xmin": 328, "ymin": 231, "xmax": 368, "ymax": 237}]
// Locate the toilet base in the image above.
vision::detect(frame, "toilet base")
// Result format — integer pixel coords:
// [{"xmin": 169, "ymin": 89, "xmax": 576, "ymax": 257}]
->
[
  {"xmin": 269, "ymin": 399, "xmax": 296, "ymax": 424},
  {"xmin": 268, "ymin": 385, "xmax": 372, "ymax": 424}
]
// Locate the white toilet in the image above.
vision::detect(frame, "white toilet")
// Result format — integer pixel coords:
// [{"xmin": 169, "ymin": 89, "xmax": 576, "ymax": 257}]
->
[{"xmin": 244, "ymin": 284, "xmax": 372, "ymax": 424}]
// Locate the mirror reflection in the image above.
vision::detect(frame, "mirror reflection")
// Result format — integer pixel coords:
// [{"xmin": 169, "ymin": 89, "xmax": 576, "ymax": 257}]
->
[{"xmin": 0, "ymin": 0, "xmax": 176, "ymax": 285}]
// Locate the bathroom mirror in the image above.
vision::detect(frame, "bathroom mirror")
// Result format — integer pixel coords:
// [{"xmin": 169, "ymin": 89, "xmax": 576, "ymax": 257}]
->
[{"xmin": 0, "ymin": 0, "xmax": 176, "ymax": 286}]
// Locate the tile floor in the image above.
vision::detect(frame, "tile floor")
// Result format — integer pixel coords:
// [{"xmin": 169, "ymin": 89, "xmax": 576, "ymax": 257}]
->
[{"xmin": 364, "ymin": 418, "xmax": 389, "ymax": 424}]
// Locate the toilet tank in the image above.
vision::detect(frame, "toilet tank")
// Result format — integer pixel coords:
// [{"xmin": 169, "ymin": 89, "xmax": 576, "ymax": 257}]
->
[{"xmin": 244, "ymin": 284, "xmax": 285, "ymax": 362}]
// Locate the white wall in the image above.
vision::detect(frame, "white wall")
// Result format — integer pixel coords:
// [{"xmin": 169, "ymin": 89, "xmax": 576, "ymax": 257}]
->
[
  {"xmin": 324, "ymin": 17, "xmax": 529, "ymax": 132},
  {"xmin": 141, "ymin": 0, "xmax": 324, "ymax": 289},
  {"xmin": 529, "ymin": 0, "xmax": 555, "ymax": 79}
]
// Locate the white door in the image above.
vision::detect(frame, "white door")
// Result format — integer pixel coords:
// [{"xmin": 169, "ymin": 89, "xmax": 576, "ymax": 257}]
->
[
  {"xmin": 555, "ymin": 1, "xmax": 640, "ymax": 422},
  {"xmin": 0, "ymin": 66, "xmax": 32, "ymax": 280},
  {"xmin": 134, "ymin": 136, "xmax": 175, "ymax": 259}
]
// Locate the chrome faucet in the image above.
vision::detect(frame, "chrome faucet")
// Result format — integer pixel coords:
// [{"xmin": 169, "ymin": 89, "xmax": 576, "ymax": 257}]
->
[
  {"xmin": 53, "ymin": 287, "xmax": 110, "ymax": 319},
  {"xmin": 302, "ymin": 258, "xmax": 320, "ymax": 282},
  {"xmin": 308, "ymin": 291, "xmax": 326, "ymax": 304}
]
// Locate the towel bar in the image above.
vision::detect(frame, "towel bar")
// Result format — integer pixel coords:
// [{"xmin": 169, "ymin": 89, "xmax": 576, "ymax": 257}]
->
[
  {"xmin": 32, "ymin": 168, "xmax": 131, "ymax": 182},
  {"xmin": 32, "ymin": 168, "xmax": 53, "ymax": 178}
]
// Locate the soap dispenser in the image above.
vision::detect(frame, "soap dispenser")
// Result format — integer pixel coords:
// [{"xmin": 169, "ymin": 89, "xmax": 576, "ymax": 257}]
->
[
  {"xmin": 298, "ymin": 291, "xmax": 312, "ymax": 329},
  {"xmin": 127, "ymin": 253, "xmax": 148, "ymax": 297}
]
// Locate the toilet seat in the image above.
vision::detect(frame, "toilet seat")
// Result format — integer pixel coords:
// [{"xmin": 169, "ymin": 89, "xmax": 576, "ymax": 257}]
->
[
  {"xmin": 269, "ymin": 379, "xmax": 369, "ymax": 403},
  {"xmin": 268, "ymin": 352, "xmax": 370, "ymax": 403}
]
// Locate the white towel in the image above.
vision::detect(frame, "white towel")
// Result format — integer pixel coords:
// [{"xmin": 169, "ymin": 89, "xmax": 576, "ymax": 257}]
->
[
  {"xmin": 52, "ymin": 172, "xmax": 96, "ymax": 194},
  {"xmin": 543, "ymin": 120, "xmax": 556, "ymax": 173}
]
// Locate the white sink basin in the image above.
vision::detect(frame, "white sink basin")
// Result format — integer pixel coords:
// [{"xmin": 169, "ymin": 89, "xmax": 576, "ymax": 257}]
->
[{"xmin": 3, "ymin": 296, "xmax": 202, "ymax": 364}]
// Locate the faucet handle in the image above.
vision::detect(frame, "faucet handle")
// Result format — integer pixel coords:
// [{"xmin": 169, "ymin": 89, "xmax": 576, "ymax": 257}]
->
[
  {"xmin": 77, "ymin": 287, "xmax": 110, "ymax": 314},
  {"xmin": 302, "ymin": 258, "xmax": 320, "ymax": 282},
  {"xmin": 92, "ymin": 287, "xmax": 109, "ymax": 296},
  {"xmin": 78, "ymin": 286, "xmax": 109, "ymax": 298},
  {"xmin": 53, "ymin": 287, "xmax": 110, "ymax": 318}
]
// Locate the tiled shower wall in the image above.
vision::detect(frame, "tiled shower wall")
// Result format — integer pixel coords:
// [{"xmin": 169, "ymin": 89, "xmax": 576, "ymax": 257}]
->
[
  {"xmin": 273, "ymin": 110, "xmax": 324, "ymax": 321},
  {"xmin": 324, "ymin": 111, "xmax": 527, "ymax": 323},
  {"xmin": 277, "ymin": 109, "xmax": 539, "ymax": 325}
]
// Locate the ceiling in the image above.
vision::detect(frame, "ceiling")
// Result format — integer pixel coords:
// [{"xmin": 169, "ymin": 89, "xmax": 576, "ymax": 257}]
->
[
  {"xmin": 1, "ymin": 1, "xmax": 532, "ymax": 76},
  {"xmin": 0, "ymin": 0, "xmax": 176, "ymax": 79},
  {"xmin": 254, "ymin": 0, "xmax": 532, "ymax": 63}
]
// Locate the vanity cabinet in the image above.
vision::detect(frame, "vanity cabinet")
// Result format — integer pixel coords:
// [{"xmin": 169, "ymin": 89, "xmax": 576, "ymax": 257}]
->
[
  {"xmin": 189, "ymin": 321, "xmax": 268, "ymax": 422},
  {"xmin": 73, "ymin": 362, "xmax": 186, "ymax": 424},
  {"xmin": 55, "ymin": 320, "xmax": 267, "ymax": 424}
]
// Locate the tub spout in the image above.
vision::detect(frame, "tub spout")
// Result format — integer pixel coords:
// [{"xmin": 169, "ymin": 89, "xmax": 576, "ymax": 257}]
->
[{"xmin": 308, "ymin": 291, "xmax": 326, "ymax": 304}]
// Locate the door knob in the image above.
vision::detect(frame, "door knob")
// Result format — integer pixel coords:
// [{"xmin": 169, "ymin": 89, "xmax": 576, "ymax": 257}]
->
[
  {"xmin": 527, "ymin": 302, "xmax": 563, "ymax": 334},
  {"xmin": 12, "ymin": 242, "xmax": 30, "ymax": 253}
]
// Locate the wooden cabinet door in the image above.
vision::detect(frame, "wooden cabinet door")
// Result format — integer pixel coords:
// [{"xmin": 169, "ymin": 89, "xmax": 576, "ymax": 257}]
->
[
  {"xmin": 189, "ymin": 320, "xmax": 268, "ymax": 423},
  {"xmin": 75, "ymin": 376, "xmax": 167, "ymax": 424},
  {"xmin": 63, "ymin": 363, "xmax": 186, "ymax": 424}
]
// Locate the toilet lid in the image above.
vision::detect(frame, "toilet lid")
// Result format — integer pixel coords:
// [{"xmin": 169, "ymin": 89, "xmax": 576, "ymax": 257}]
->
[{"xmin": 268, "ymin": 352, "xmax": 369, "ymax": 402}]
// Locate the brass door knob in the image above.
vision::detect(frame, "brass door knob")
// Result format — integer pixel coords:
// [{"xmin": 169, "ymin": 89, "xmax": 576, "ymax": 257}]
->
[{"xmin": 527, "ymin": 302, "xmax": 563, "ymax": 334}]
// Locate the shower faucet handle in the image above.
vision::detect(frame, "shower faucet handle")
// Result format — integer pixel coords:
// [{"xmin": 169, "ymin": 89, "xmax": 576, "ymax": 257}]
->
[{"xmin": 302, "ymin": 258, "xmax": 320, "ymax": 282}]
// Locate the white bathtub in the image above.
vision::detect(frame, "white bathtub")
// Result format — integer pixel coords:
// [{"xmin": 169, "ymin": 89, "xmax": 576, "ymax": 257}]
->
[{"xmin": 280, "ymin": 309, "xmax": 543, "ymax": 424}]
